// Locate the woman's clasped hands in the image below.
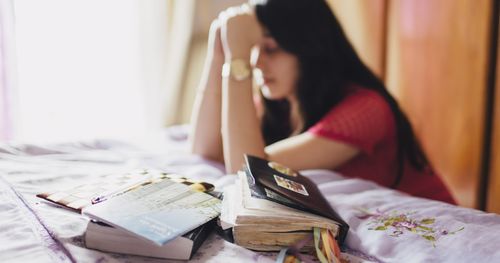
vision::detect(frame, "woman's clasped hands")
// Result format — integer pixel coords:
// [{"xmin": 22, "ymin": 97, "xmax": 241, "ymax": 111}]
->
[{"xmin": 217, "ymin": 4, "xmax": 263, "ymax": 62}]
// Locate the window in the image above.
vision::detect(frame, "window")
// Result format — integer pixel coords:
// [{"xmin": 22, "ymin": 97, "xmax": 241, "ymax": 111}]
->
[{"xmin": 13, "ymin": 0, "xmax": 147, "ymax": 143}]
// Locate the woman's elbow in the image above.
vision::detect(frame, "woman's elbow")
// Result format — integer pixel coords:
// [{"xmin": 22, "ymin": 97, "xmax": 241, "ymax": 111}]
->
[{"xmin": 190, "ymin": 143, "xmax": 224, "ymax": 163}]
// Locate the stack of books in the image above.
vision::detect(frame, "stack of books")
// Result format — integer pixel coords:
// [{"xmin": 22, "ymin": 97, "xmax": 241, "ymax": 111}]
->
[
  {"xmin": 38, "ymin": 170, "xmax": 221, "ymax": 260},
  {"xmin": 220, "ymin": 155, "xmax": 349, "ymax": 251},
  {"xmin": 37, "ymin": 161, "xmax": 349, "ymax": 260},
  {"xmin": 82, "ymin": 175, "xmax": 221, "ymax": 260}
]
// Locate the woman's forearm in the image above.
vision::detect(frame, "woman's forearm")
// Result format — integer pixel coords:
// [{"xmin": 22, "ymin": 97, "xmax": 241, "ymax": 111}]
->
[
  {"xmin": 221, "ymin": 74, "xmax": 267, "ymax": 173},
  {"xmin": 219, "ymin": 7, "xmax": 267, "ymax": 173},
  {"xmin": 189, "ymin": 32, "xmax": 225, "ymax": 162}
]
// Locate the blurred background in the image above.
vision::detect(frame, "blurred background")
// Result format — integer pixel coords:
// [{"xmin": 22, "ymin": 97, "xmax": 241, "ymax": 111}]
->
[{"xmin": 0, "ymin": 0, "xmax": 498, "ymax": 212}]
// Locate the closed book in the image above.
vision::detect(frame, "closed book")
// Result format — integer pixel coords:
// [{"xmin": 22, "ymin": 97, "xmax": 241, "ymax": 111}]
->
[
  {"xmin": 85, "ymin": 219, "xmax": 215, "ymax": 260},
  {"xmin": 219, "ymin": 155, "xmax": 349, "ymax": 251},
  {"xmin": 244, "ymin": 154, "xmax": 349, "ymax": 244}
]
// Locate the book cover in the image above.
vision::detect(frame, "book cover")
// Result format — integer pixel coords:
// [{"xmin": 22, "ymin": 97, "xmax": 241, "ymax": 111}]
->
[
  {"xmin": 82, "ymin": 178, "xmax": 221, "ymax": 246},
  {"xmin": 244, "ymin": 165, "xmax": 313, "ymax": 213},
  {"xmin": 85, "ymin": 219, "xmax": 216, "ymax": 260},
  {"xmin": 244, "ymin": 154, "xmax": 349, "ymax": 245}
]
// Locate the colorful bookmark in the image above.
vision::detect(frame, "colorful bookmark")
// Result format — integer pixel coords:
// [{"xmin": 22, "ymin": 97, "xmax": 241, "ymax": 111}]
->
[{"xmin": 276, "ymin": 227, "xmax": 342, "ymax": 263}]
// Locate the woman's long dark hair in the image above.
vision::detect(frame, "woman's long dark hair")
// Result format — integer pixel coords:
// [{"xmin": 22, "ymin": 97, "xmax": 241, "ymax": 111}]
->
[{"xmin": 254, "ymin": 0, "xmax": 429, "ymax": 187}]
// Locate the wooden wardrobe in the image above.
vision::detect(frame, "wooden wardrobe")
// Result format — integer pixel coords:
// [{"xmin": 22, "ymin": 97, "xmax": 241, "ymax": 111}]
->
[{"xmin": 328, "ymin": 0, "xmax": 499, "ymax": 211}]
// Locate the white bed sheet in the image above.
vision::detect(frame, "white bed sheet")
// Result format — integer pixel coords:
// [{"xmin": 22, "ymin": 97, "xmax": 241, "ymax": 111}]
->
[
  {"xmin": 0, "ymin": 127, "xmax": 273, "ymax": 263},
  {"xmin": 1, "ymin": 125, "xmax": 499, "ymax": 263}
]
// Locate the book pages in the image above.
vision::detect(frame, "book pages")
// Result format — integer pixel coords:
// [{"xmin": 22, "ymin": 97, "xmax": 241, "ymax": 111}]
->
[{"xmin": 219, "ymin": 171, "xmax": 341, "ymax": 251}]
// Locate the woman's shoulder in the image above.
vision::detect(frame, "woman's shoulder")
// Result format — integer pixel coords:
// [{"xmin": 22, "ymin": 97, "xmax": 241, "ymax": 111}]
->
[
  {"xmin": 343, "ymin": 83, "xmax": 389, "ymax": 106},
  {"xmin": 321, "ymin": 83, "xmax": 393, "ymax": 121}
]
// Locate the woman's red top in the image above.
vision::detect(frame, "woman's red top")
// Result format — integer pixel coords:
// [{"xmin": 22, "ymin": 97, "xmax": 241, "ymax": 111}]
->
[{"xmin": 308, "ymin": 86, "xmax": 456, "ymax": 204}]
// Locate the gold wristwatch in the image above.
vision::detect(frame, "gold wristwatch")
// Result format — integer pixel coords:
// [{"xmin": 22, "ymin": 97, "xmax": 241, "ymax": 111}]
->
[{"xmin": 222, "ymin": 59, "xmax": 251, "ymax": 81}]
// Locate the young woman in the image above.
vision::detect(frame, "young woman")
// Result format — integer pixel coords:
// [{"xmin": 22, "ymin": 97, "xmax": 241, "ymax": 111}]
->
[{"xmin": 189, "ymin": 0, "xmax": 456, "ymax": 204}]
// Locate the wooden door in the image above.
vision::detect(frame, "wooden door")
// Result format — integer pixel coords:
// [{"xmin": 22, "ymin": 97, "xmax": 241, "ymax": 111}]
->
[{"xmin": 385, "ymin": 0, "xmax": 493, "ymax": 208}]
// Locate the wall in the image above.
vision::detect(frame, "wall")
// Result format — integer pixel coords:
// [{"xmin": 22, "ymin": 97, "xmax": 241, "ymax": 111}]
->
[{"xmin": 327, "ymin": 0, "xmax": 387, "ymax": 79}]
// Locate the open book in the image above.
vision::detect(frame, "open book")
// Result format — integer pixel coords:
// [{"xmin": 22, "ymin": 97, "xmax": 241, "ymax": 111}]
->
[
  {"xmin": 82, "ymin": 177, "xmax": 221, "ymax": 246},
  {"xmin": 220, "ymin": 155, "xmax": 349, "ymax": 251},
  {"xmin": 37, "ymin": 170, "xmax": 214, "ymax": 213}
]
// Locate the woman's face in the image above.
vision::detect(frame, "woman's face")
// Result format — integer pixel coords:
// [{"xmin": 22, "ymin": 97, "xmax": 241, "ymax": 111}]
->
[{"xmin": 252, "ymin": 36, "xmax": 299, "ymax": 100}]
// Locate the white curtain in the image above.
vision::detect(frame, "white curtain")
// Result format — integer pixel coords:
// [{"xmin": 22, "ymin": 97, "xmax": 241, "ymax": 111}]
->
[
  {"xmin": 137, "ymin": 0, "xmax": 195, "ymax": 129},
  {"xmin": 0, "ymin": 0, "xmax": 16, "ymax": 141}
]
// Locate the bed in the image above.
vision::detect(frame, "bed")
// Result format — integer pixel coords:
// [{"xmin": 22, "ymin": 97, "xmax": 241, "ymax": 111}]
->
[{"xmin": 1, "ymin": 125, "xmax": 499, "ymax": 263}]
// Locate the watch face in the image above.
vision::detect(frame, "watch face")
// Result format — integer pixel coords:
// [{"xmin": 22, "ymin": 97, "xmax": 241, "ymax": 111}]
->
[{"xmin": 231, "ymin": 59, "xmax": 251, "ymax": 80}]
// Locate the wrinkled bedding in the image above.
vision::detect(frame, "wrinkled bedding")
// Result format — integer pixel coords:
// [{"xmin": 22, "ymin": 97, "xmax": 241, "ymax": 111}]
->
[{"xmin": 1, "ymin": 125, "xmax": 499, "ymax": 263}]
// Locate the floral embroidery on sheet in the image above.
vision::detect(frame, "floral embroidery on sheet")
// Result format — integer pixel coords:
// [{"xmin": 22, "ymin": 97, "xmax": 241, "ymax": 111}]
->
[{"xmin": 356, "ymin": 208, "xmax": 464, "ymax": 247}]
